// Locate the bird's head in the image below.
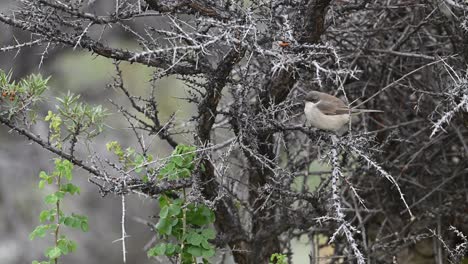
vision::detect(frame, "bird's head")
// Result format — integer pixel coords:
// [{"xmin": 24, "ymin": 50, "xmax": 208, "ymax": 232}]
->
[{"xmin": 304, "ymin": 91, "xmax": 320, "ymax": 104}]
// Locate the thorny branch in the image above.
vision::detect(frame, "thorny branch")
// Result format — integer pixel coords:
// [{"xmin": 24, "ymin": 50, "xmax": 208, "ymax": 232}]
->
[{"xmin": 1, "ymin": 0, "xmax": 468, "ymax": 263}]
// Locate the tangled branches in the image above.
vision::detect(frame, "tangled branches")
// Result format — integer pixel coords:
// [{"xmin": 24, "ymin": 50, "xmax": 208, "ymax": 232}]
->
[{"xmin": 1, "ymin": 0, "xmax": 468, "ymax": 263}]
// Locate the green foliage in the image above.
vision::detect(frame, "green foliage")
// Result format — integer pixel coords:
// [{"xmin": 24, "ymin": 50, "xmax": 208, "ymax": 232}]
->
[
  {"xmin": 270, "ymin": 253, "xmax": 288, "ymax": 264},
  {"xmin": 62, "ymin": 213, "xmax": 89, "ymax": 232},
  {"xmin": 45, "ymin": 111, "xmax": 62, "ymax": 148},
  {"xmin": 30, "ymin": 225, "xmax": 54, "ymax": 240},
  {"xmin": 147, "ymin": 145, "xmax": 216, "ymax": 263},
  {"xmin": 45, "ymin": 92, "xmax": 107, "ymax": 148},
  {"xmin": 148, "ymin": 195, "xmax": 216, "ymax": 263},
  {"xmin": 0, "ymin": 70, "xmax": 106, "ymax": 150},
  {"xmin": 159, "ymin": 144, "xmax": 196, "ymax": 180},
  {"xmin": 0, "ymin": 70, "xmax": 48, "ymax": 119},
  {"xmin": 30, "ymin": 159, "xmax": 88, "ymax": 264},
  {"xmin": 0, "ymin": 72, "xmax": 101, "ymax": 262},
  {"xmin": 107, "ymin": 142, "xmax": 216, "ymax": 262},
  {"xmin": 148, "ymin": 242, "xmax": 180, "ymax": 257},
  {"xmin": 56, "ymin": 92, "xmax": 107, "ymax": 136},
  {"xmin": 106, "ymin": 141, "xmax": 154, "ymax": 175}
]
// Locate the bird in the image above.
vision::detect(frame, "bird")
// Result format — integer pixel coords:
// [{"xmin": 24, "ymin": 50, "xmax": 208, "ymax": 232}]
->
[{"xmin": 303, "ymin": 91, "xmax": 382, "ymax": 133}]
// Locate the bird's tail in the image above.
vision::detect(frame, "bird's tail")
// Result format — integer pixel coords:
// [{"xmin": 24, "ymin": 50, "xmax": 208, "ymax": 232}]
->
[{"xmin": 350, "ymin": 108, "xmax": 384, "ymax": 114}]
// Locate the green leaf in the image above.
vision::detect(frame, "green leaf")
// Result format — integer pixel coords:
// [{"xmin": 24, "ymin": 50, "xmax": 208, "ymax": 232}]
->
[
  {"xmin": 39, "ymin": 210, "xmax": 54, "ymax": 223},
  {"xmin": 44, "ymin": 194, "xmax": 58, "ymax": 204},
  {"xmin": 179, "ymin": 168, "xmax": 191, "ymax": 178},
  {"xmin": 201, "ymin": 228, "xmax": 216, "ymax": 239},
  {"xmin": 45, "ymin": 111, "xmax": 53, "ymax": 121},
  {"xmin": 56, "ymin": 238, "xmax": 77, "ymax": 255},
  {"xmin": 38, "ymin": 180, "xmax": 46, "ymax": 189},
  {"xmin": 39, "ymin": 171, "xmax": 48, "ymax": 179},
  {"xmin": 201, "ymin": 239, "xmax": 212, "ymax": 250},
  {"xmin": 159, "ymin": 206, "xmax": 169, "ymax": 218},
  {"xmin": 61, "ymin": 183, "xmax": 80, "ymax": 195},
  {"xmin": 106, "ymin": 141, "xmax": 121, "ymax": 153},
  {"xmin": 63, "ymin": 217, "xmax": 75, "ymax": 227},
  {"xmin": 202, "ymin": 247, "xmax": 215, "ymax": 258},
  {"xmin": 81, "ymin": 221, "xmax": 89, "ymax": 232},
  {"xmin": 174, "ymin": 198, "xmax": 184, "ymax": 205},
  {"xmin": 187, "ymin": 205, "xmax": 215, "ymax": 226},
  {"xmin": 186, "ymin": 245, "xmax": 203, "ymax": 257},
  {"xmin": 148, "ymin": 243, "xmax": 166, "ymax": 257},
  {"xmin": 168, "ymin": 204, "xmax": 181, "ymax": 216},
  {"xmin": 134, "ymin": 154, "xmax": 144, "ymax": 164},
  {"xmin": 186, "ymin": 232, "xmax": 203, "ymax": 246},
  {"xmin": 159, "ymin": 195, "xmax": 170, "ymax": 208},
  {"xmin": 165, "ymin": 243, "xmax": 177, "ymax": 256},
  {"xmin": 160, "ymin": 162, "xmax": 175, "ymax": 177},
  {"xmin": 64, "ymin": 214, "xmax": 89, "ymax": 232},
  {"xmin": 142, "ymin": 175, "xmax": 149, "ymax": 183},
  {"xmin": 175, "ymin": 145, "xmax": 196, "ymax": 155},
  {"xmin": 29, "ymin": 225, "xmax": 50, "ymax": 240},
  {"xmin": 155, "ymin": 217, "xmax": 173, "ymax": 235},
  {"xmin": 45, "ymin": 246, "xmax": 61, "ymax": 259},
  {"xmin": 68, "ymin": 240, "xmax": 77, "ymax": 252},
  {"xmin": 172, "ymin": 156, "xmax": 184, "ymax": 167},
  {"xmin": 57, "ymin": 239, "xmax": 69, "ymax": 255},
  {"xmin": 167, "ymin": 169, "xmax": 181, "ymax": 180},
  {"xmin": 147, "ymin": 154, "xmax": 154, "ymax": 162},
  {"xmin": 55, "ymin": 159, "xmax": 73, "ymax": 181},
  {"xmin": 72, "ymin": 213, "xmax": 88, "ymax": 222},
  {"xmin": 55, "ymin": 191, "xmax": 65, "ymax": 199},
  {"xmin": 62, "ymin": 214, "xmax": 88, "ymax": 231},
  {"xmin": 270, "ymin": 253, "xmax": 287, "ymax": 264}
]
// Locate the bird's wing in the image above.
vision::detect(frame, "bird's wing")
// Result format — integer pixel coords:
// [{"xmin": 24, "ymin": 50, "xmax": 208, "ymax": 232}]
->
[
  {"xmin": 316, "ymin": 101, "xmax": 350, "ymax": 115},
  {"xmin": 320, "ymin": 92, "xmax": 348, "ymax": 107},
  {"xmin": 316, "ymin": 93, "xmax": 350, "ymax": 115}
]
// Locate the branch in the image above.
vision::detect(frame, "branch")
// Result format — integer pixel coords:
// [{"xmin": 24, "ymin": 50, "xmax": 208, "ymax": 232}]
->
[
  {"xmin": 0, "ymin": 115, "xmax": 103, "ymax": 177},
  {"xmin": 0, "ymin": 13, "xmax": 207, "ymax": 74},
  {"xmin": 144, "ymin": 0, "xmax": 230, "ymax": 20}
]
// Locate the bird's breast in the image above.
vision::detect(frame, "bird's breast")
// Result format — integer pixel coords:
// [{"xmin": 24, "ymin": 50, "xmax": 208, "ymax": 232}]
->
[{"xmin": 304, "ymin": 102, "xmax": 349, "ymax": 131}]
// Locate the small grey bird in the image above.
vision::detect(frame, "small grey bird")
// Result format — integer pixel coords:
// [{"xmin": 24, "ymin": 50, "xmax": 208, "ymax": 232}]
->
[{"xmin": 304, "ymin": 91, "xmax": 382, "ymax": 133}]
